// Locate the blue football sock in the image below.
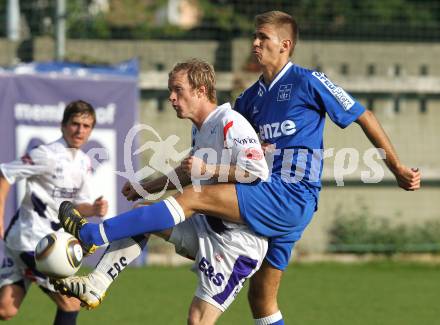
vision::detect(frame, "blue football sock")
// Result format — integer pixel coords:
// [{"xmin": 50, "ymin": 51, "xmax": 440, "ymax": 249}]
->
[
  {"xmin": 79, "ymin": 223, "xmax": 104, "ymax": 246},
  {"xmin": 79, "ymin": 198, "xmax": 184, "ymax": 246}
]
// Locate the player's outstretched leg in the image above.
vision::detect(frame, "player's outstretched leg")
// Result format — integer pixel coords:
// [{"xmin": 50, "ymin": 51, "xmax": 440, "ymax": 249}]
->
[
  {"xmin": 51, "ymin": 274, "xmax": 107, "ymax": 310},
  {"xmin": 59, "ymin": 197, "xmax": 185, "ymax": 248},
  {"xmin": 58, "ymin": 201, "xmax": 98, "ymax": 255}
]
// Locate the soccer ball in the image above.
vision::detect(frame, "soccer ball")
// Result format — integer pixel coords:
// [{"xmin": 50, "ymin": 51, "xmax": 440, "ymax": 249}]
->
[{"xmin": 35, "ymin": 232, "xmax": 83, "ymax": 278}]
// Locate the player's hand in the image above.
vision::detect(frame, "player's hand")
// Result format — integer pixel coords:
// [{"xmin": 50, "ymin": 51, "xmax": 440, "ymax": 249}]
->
[
  {"xmin": 393, "ymin": 166, "xmax": 421, "ymax": 191},
  {"xmin": 261, "ymin": 142, "xmax": 276, "ymax": 155},
  {"xmin": 93, "ymin": 196, "xmax": 108, "ymax": 217},
  {"xmin": 181, "ymin": 156, "xmax": 208, "ymax": 177},
  {"xmin": 121, "ymin": 181, "xmax": 142, "ymax": 201},
  {"xmin": 132, "ymin": 200, "xmax": 152, "ymax": 209}
]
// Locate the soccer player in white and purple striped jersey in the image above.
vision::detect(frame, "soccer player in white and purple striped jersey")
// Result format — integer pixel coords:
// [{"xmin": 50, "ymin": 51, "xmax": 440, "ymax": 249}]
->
[{"xmin": 54, "ymin": 59, "xmax": 269, "ymax": 324}]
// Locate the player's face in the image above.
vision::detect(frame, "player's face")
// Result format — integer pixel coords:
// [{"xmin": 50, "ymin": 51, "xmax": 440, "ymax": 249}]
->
[
  {"xmin": 62, "ymin": 113, "xmax": 94, "ymax": 149},
  {"xmin": 168, "ymin": 71, "xmax": 199, "ymax": 120},
  {"xmin": 252, "ymin": 24, "xmax": 285, "ymax": 67}
]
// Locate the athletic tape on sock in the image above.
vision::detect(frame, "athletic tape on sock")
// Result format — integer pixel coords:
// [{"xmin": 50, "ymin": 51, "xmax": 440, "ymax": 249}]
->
[
  {"xmin": 99, "ymin": 223, "xmax": 109, "ymax": 244},
  {"xmin": 163, "ymin": 197, "xmax": 185, "ymax": 224}
]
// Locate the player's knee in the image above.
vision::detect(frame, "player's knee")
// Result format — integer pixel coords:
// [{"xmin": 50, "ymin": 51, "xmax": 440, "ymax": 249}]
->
[
  {"xmin": 187, "ymin": 310, "xmax": 200, "ymax": 325},
  {"xmin": 0, "ymin": 304, "xmax": 19, "ymax": 321},
  {"xmin": 187, "ymin": 313, "xmax": 210, "ymax": 325},
  {"xmin": 187, "ymin": 306, "xmax": 213, "ymax": 325},
  {"xmin": 188, "ymin": 304, "xmax": 199, "ymax": 325}
]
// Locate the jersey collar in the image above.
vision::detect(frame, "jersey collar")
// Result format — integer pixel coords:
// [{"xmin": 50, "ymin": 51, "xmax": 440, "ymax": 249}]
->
[
  {"xmin": 58, "ymin": 137, "xmax": 69, "ymax": 148},
  {"xmin": 258, "ymin": 61, "xmax": 293, "ymax": 92},
  {"xmin": 198, "ymin": 102, "xmax": 231, "ymax": 130},
  {"xmin": 203, "ymin": 103, "xmax": 231, "ymax": 124}
]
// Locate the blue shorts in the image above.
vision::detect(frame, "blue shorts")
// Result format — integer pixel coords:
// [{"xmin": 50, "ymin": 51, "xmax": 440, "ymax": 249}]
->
[{"xmin": 235, "ymin": 175, "xmax": 317, "ymax": 270}]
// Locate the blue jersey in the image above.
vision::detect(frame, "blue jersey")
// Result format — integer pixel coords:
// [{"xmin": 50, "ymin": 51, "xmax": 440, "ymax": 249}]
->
[{"xmin": 234, "ymin": 62, "xmax": 365, "ymax": 198}]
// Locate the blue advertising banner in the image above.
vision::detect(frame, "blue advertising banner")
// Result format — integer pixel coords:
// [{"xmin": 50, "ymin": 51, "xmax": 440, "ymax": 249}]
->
[{"xmin": 0, "ymin": 60, "xmax": 139, "ymax": 265}]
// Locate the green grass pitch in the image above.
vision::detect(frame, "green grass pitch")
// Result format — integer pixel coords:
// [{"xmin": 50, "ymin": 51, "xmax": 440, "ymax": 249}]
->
[{"xmin": 11, "ymin": 261, "xmax": 440, "ymax": 324}]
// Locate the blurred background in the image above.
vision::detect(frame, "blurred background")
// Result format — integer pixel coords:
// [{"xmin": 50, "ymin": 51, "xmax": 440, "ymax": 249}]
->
[{"xmin": 1, "ymin": 0, "xmax": 439, "ymax": 260}]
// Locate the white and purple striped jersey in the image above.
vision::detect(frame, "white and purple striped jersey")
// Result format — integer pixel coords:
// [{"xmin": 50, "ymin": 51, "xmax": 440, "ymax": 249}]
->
[
  {"xmin": 190, "ymin": 102, "xmax": 268, "ymax": 184},
  {"xmin": 169, "ymin": 103, "xmax": 269, "ymax": 310},
  {"xmin": 0, "ymin": 138, "xmax": 93, "ymax": 251},
  {"xmin": 190, "ymin": 102, "xmax": 268, "ymax": 231}
]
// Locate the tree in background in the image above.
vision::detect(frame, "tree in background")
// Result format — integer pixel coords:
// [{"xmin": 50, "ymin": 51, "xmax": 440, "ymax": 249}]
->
[{"xmin": 1, "ymin": 0, "xmax": 439, "ymax": 40}]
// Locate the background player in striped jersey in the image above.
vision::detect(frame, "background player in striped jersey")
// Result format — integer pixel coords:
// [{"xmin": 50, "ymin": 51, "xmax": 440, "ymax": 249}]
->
[
  {"xmin": 57, "ymin": 11, "xmax": 420, "ymax": 325},
  {"xmin": 54, "ymin": 59, "xmax": 269, "ymax": 324},
  {"xmin": 0, "ymin": 100, "xmax": 108, "ymax": 324}
]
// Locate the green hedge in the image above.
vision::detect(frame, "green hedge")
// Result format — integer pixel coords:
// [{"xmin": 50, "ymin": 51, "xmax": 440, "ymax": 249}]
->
[{"xmin": 328, "ymin": 206, "xmax": 440, "ymax": 254}]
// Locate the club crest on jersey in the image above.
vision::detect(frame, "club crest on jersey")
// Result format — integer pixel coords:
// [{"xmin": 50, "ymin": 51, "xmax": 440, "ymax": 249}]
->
[
  {"xmin": 20, "ymin": 153, "xmax": 34, "ymax": 165},
  {"xmin": 312, "ymin": 72, "xmax": 355, "ymax": 111},
  {"xmin": 210, "ymin": 125, "xmax": 218, "ymax": 135},
  {"xmin": 277, "ymin": 84, "xmax": 292, "ymax": 101}
]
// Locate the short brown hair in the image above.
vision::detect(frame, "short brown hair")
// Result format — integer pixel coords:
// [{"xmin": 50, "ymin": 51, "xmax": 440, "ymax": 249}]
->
[
  {"xmin": 62, "ymin": 100, "xmax": 96, "ymax": 127},
  {"xmin": 169, "ymin": 59, "xmax": 217, "ymax": 104},
  {"xmin": 255, "ymin": 11, "xmax": 298, "ymax": 55}
]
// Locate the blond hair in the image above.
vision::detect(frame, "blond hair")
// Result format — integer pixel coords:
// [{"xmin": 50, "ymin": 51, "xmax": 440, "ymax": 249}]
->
[{"xmin": 169, "ymin": 59, "xmax": 217, "ymax": 104}]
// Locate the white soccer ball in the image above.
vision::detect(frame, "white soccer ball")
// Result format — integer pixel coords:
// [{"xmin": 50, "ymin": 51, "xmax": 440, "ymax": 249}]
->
[{"xmin": 35, "ymin": 232, "xmax": 83, "ymax": 278}]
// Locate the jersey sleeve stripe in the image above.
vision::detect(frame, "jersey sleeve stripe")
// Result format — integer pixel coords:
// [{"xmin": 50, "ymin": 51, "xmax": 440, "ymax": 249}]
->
[{"xmin": 223, "ymin": 121, "xmax": 234, "ymax": 141}]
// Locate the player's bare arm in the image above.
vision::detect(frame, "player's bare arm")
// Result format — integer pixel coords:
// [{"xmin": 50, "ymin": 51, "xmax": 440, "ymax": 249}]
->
[
  {"xmin": 122, "ymin": 163, "xmax": 192, "ymax": 201},
  {"xmin": 0, "ymin": 173, "xmax": 11, "ymax": 239},
  {"xmin": 355, "ymin": 109, "xmax": 421, "ymax": 191},
  {"xmin": 75, "ymin": 196, "xmax": 109, "ymax": 218},
  {"xmin": 181, "ymin": 155, "xmax": 252, "ymax": 183}
]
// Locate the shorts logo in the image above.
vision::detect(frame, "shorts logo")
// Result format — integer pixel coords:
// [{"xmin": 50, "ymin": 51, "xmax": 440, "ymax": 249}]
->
[
  {"xmin": 1, "ymin": 257, "xmax": 13, "ymax": 268},
  {"xmin": 198, "ymin": 257, "xmax": 225, "ymax": 286},
  {"xmin": 277, "ymin": 84, "xmax": 292, "ymax": 101},
  {"xmin": 312, "ymin": 72, "xmax": 355, "ymax": 111}
]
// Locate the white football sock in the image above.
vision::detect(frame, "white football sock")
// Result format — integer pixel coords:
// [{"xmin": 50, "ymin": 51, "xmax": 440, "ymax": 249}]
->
[
  {"xmin": 255, "ymin": 311, "xmax": 283, "ymax": 325},
  {"xmin": 92, "ymin": 236, "xmax": 146, "ymax": 289}
]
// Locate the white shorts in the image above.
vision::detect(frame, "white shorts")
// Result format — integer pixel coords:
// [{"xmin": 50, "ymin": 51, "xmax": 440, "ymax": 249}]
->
[
  {"xmin": 168, "ymin": 214, "xmax": 268, "ymax": 312},
  {"xmin": 0, "ymin": 246, "xmax": 54, "ymax": 292}
]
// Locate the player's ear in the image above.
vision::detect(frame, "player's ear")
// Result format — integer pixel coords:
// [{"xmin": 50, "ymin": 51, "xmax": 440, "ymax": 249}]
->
[
  {"xmin": 197, "ymin": 85, "xmax": 207, "ymax": 99},
  {"xmin": 280, "ymin": 39, "xmax": 292, "ymax": 54}
]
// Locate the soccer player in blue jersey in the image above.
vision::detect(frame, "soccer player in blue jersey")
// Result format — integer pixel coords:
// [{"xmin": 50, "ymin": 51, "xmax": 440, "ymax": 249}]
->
[{"xmin": 58, "ymin": 11, "xmax": 420, "ymax": 324}]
